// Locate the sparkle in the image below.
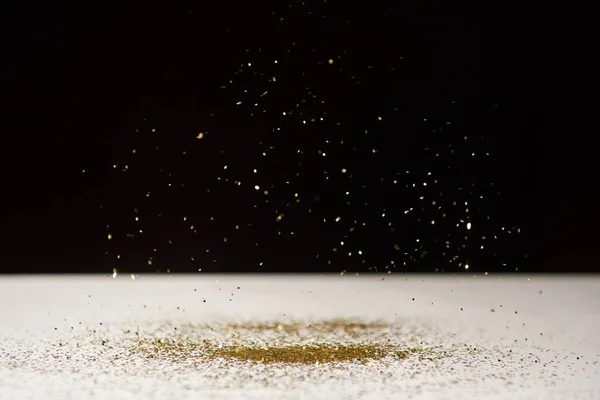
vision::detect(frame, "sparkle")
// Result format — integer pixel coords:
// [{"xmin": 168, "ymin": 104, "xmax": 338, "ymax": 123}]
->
[
  {"xmin": 97, "ymin": 2, "xmax": 524, "ymax": 275},
  {"xmin": 129, "ymin": 321, "xmax": 426, "ymax": 366},
  {"xmin": 210, "ymin": 344, "xmax": 396, "ymax": 364}
]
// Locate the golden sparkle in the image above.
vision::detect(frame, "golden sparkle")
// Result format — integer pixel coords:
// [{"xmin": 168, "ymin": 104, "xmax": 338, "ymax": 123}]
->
[
  {"xmin": 208, "ymin": 344, "xmax": 404, "ymax": 364},
  {"xmin": 128, "ymin": 320, "xmax": 433, "ymax": 366}
]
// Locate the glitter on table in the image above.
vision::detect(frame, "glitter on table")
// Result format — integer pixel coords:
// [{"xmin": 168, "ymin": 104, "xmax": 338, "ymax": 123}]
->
[{"xmin": 1, "ymin": 274, "xmax": 599, "ymax": 399}]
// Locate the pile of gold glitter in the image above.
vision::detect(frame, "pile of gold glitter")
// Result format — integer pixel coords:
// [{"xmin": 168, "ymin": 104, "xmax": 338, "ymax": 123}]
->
[
  {"xmin": 128, "ymin": 320, "xmax": 428, "ymax": 365},
  {"xmin": 207, "ymin": 344, "xmax": 404, "ymax": 364}
]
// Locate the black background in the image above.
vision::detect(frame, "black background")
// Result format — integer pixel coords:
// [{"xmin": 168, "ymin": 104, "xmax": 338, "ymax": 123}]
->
[{"xmin": 0, "ymin": 2, "xmax": 595, "ymax": 273}]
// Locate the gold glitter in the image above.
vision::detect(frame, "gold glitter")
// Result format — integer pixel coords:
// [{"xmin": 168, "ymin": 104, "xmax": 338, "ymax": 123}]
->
[
  {"xmin": 127, "ymin": 320, "xmax": 433, "ymax": 366},
  {"xmin": 208, "ymin": 344, "xmax": 402, "ymax": 364}
]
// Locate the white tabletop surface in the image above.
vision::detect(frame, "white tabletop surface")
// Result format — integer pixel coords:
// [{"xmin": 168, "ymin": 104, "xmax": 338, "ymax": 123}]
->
[{"xmin": 1, "ymin": 274, "xmax": 599, "ymax": 399}]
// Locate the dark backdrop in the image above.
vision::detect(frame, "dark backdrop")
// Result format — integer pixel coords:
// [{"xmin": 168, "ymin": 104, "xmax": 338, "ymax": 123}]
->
[{"xmin": 0, "ymin": 2, "xmax": 593, "ymax": 274}]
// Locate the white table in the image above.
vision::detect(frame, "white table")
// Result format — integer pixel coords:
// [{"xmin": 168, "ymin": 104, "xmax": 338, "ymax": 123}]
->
[{"xmin": 1, "ymin": 274, "xmax": 598, "ymax": 399}]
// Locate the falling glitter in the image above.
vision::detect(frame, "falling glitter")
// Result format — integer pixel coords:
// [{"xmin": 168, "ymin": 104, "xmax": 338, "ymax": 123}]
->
[{"xmin": 97, "ymin": 0, "xmax": 525, "ymax": 274}]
